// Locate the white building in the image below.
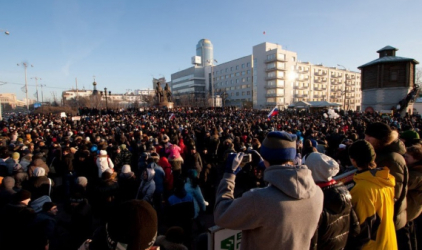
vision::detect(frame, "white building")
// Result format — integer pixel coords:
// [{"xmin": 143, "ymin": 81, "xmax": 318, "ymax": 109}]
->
[{"xmin": 171, "ymin": 40, "xmax": 362, "ymax": 110}]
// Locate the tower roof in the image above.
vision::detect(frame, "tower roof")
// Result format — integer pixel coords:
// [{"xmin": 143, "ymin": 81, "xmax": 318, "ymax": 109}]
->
[{"xmin": 376, "ymin": 45, "xmax": 398, "ymax": 53}]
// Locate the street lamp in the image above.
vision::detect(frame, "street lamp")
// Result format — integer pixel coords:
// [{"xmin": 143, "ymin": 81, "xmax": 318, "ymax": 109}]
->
[
  {"xmin": 207, "ymin": 59, "xmax": 218, "ymax": 107},
  {"xmin": 100, "ymin": 88, "xmax": 111, "ymax": 111},
  {"xmin": 221, "ymin": 91, "xmax": 229, "ymax": 108},
  {"xmin": 17, "ymin": 63, "xmax": 33, "ymax": 110}
]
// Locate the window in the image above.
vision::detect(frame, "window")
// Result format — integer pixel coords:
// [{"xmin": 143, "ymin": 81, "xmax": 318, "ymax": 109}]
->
[
  {"xmin": 242, "ymin": 64, "xmax": 245, "ymax": 68},
  {"xmin": 242, "ymin": 84, "xmax": 247, "ymax": 89},
  {"xmin": 247, "ymin": 62, "xmax": 250, "ymax": 67},
  {"xmin": 267, "ymin": 54, "xmax": 276, "ymax": 60},
  {"xmin": 267, "ymin": 63, "xmax": 276, "ymax": 69},
  {"xmin": 247, "ymin": 70, "xmax": 250, "ymax": 74},
  {"xmin": 230, "ymin": 80, "xmax": 233, "ymax": 84},
  {"xmin": 225, "ymin": 68, "xmax": 228, "ymax": 72},
  {"xmin": 230, "ymin": 67, "xmax": 233, "ymax": 71},
  {"xmin": 242, "ymin": 78, "xmax": 246, "ymax": 82},
  {"xmin": 236, "ymin": 79, "xmax": 239, "ymax": 83},
  {"xmin": 236, "ymin": 72, "xmax": 240, "ymax": 76},
  {"xmin": 236, "ymin": 92, "xmax": 239, "ymax": 96},
  {"xmin": 242, "ymin": 91, "xmax": 245, "ymax": 96},
  {"xmin": 247, "ymin": 91, "xmax": 250, "ymax": 95},
  {"xmin": 242, "ymin": 71, "xmax": 246, "ymax": 75},
  {"xmin": 292, "ymin": 56, "xmax": 296, "ymax": 62},
  {"xmin": 231, "ymin": 73, "xmax": 234, "ymax": 77},
  {"xmin": 246, "ymin": 77, "xmax": 249, "ymax": 82},
  {"xmin": 236, "ymin": 65, "xmax": 239, "ymax": 70}
]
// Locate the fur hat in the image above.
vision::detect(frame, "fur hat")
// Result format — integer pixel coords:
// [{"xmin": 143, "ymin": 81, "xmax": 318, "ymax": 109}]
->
[
  {"xmin": 260, "ymin": 131, "xmax": 297, "ymax": 162},
  {"xmin": 107, "ymin": 200, "xmax": 158, "ymax": 250},
  {"xmin": 365, "ymin": 122, "xmax": 392, "ymax": 141},
  {"xmin": 349, "ymin": 140, "xmax": 376, "ymax": 166},
  {"xmin": 305, "ymin": 152, "xmax": 339, "ymax": 182}
]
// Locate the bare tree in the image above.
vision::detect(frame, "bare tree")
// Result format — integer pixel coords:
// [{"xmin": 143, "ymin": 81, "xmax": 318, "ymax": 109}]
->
[{"xmin": 416, "ymin": 67, "xmax": 422, "ymax": 87}]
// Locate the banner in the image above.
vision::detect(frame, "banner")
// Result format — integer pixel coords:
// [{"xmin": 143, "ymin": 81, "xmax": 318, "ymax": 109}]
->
[
  {"xmin": 334, "ymin": 169, "xmax": 357, "ymax": 190},
  {"xmin": 208, "ymin": 225, "xmax": 242, "ymax": 250}
]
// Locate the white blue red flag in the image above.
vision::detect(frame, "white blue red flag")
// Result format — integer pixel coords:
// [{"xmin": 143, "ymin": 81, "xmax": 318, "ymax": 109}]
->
[
  {"xmin": 169, "ymin": 113, "xmax": 175, "ymax": 120},
  {"xmin": 267, "ymin": 106, "xmax": 279, "ymax": 119}
]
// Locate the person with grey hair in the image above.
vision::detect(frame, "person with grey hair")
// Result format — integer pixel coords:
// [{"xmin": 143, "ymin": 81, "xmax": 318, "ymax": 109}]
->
[{"xmin": 23, "ymin": 167, "xmax": 54, "ymax": 201}]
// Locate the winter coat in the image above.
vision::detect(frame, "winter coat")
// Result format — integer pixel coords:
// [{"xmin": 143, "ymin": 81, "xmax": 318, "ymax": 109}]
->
[
  {"xmin": 23, "ymin": 176, "xmax": 53, "ymax": 201},
  {"xmin": 28, "ymin": 159, "xmax": 50, "ymax": 178},
  {"xmin": 214, "ymin": 165, "xmax": 324, "ymax": 250},
  {"xmin": 19, "ymin": 158, "xmax": 31, "ymax": 172},
  {"xmin": 167, "ymin": 191, "xmax": 195, "ymax": 228},
  {"xmin": 375, "ymin": 139, "xmax": 408, "ymax": 230},
  {"xmin": 407, "ymin": 161, "xmax": 422, "ymax": 221},
  {"xmin": 349, "ymin": 167, "xmax": 397, "ymax": 250},
  {"xmin": 184, "ymin": 152, "xmax": 203, "ymax": 174},
  {"xmin": 149, "ymin": 162, "xmax": 165, "ymax": 194},
  {"xmin": 0, "ymin": 157, "xmax": 15, "ymax": 176},
  {"xmin": 159, "ymin": 157, "xmax": 173, "ymax": 191},
  {"xmin": 311, "ymin": 181, "xmax": 359, "ymax": 250},
  {"xmin": 185, "ymin": 180, "xmax": 206, "ymax": 219},
  {"xmin": 32, "ymin": 211, "xmax": 56, "ymax": 240},
  {"xmin": 117, "ymin": 173, "xmax": 139, "ymax": 203},
  {"xmin": 96, "ymin": 155, "xmax": 114, "ymax": 178},
  {"xmin": 166, "ymin": 144, "xmax": 183, "ymax": 162},
  {"xmin": 136, "ymin": 168, "xmax": 155, "ymax": 204}
]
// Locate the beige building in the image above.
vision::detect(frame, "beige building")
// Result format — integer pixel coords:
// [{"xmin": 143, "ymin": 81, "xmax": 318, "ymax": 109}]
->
[{"xmin": 0, "ymin": 93, "xmax": 35, "ymax": 108}]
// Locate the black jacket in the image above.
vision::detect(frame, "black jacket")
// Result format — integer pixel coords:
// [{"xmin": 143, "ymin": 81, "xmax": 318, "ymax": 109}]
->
[{"xmin": 311, "ymin": 182, "xmax": 360, "ymax": 250}]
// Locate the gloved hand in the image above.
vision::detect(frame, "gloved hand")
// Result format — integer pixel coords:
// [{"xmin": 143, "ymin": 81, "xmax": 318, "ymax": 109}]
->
[{"xmin": 225, "ymin": 152, "xmax": 244, "ymax": 174}]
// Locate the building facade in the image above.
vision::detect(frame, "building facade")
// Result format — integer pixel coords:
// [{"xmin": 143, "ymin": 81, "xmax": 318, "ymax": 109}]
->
[
  {"xmin": 359, "ymin": 46, "xmax": 419, "ymax": 113},
  {"xmin": 171, "ymin": 39, "xmax": 362, "ymax": 110}
]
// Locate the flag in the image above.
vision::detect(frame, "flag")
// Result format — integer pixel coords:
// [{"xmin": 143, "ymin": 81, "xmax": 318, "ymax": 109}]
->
[
  {"xmin": 263, "ymin": 31, "xmax": 266, "ymax": 35},
  {"xmin": 267, "ymin": 106, "xmax": 279, "ymax": 119},
  {"xmin": 169, "ymin": 113, "xmax": 175, "ymax": 120}
]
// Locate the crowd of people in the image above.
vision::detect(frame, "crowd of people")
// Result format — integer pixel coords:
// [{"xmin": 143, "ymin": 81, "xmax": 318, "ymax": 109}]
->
[{"xmin": 0, "ymin": 106, "xmax": 421, "ymax": 250}]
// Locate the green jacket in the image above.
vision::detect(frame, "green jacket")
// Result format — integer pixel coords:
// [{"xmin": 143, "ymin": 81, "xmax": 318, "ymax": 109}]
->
[{"xmin": 375, "ymin": 139, "xmax": 408, "ymax": 230}]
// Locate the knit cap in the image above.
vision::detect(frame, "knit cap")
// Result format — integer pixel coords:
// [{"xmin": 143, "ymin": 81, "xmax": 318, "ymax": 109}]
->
[
  {"xmin": 120, "ymin": 144, "xmax": 127, "ymax": 150},
  {"xmin": 305, "ymin": 152, "xmax": 339, "ymax": 182},
  {"xmin": 107, "ymin": 200, "xmax": 158, "ymax": 250},
  {"xmin": 348, "ymin": 140, "xmax": 376, "ymax": 165},
  {"xmin": 400, "ymin": 130, "xmax": 420, "ymax": 140},
  {"xmin": 260, "ymin": 131, "xmax": 297, "ymax": 162},
  {"xmin": 365, "ymin": 122, "xmax": 392, "ymax": 141},
  {"xmin": 12, "ymin": 152, "xmax": 20, "ymax": 160}
]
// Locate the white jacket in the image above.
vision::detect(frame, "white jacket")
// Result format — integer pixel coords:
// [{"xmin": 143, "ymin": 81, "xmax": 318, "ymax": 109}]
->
[{"xmin": 96, "ymin": 155, "xmax": 114, "ymax": 178}]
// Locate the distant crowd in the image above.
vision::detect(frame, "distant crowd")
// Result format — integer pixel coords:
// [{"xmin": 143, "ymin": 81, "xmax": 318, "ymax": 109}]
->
[{"xmin": 0, "ymin": 107, "xmax": 421, "ymax": 250}]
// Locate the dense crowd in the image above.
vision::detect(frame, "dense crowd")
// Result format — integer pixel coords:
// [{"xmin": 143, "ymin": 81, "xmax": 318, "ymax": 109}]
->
[{"xmin": 0, "ymin": 107, "xmax": 421, "ymax": 250}]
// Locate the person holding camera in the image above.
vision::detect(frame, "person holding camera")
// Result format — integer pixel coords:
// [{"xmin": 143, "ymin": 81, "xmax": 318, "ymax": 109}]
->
[{"xmin": 214, "ymin": 131, "xmax": 323, "ymax": 250}]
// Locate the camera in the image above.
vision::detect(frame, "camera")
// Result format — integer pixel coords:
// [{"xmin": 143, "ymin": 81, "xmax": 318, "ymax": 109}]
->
[{"xmin": 241, "ymin": 153, "xmax": 252, "ymax": 164}]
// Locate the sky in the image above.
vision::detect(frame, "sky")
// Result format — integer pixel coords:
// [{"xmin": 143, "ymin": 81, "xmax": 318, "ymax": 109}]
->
[{"xmin": 1, "ymin": 0, "xmax": 421, "ymax": 101}]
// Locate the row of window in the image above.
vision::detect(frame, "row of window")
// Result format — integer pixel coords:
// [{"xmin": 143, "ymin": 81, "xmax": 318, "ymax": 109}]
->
[
  {"xmin": 214, "ymin": 63, "xmax": 251, "ymax": 75},
  {"xmin": 214, "ymin": 70, "xmax": 251, "ymax": 79},
  {"xmin": 216, "ymin": 77, "xmax": 251, "ymax": 86},
  {"xmin": 216, "ymin": 85, "xmax": 251, "ymax": 92}
]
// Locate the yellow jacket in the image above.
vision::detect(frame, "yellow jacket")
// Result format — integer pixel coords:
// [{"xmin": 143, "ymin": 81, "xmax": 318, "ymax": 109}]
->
[{"xmin": 350, "ymin": 167, "xmax": 397, "ymax": 250}]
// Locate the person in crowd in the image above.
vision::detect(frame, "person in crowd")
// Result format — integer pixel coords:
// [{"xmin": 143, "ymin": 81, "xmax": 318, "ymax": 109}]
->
[
  {"xmin": 68, "ymin": 191, "xmax": 93, "ymax": 249},
  {"xmin": 0, "ymin": 176, "xmax": 16, "ymax": 208},
  {"xmin": 92, "ymin": 170, "xmax": 119, "ymax": 221},
  {"xmin": 114, "ymin": 144, "xmax": 132, "ymax": 173},
  {"xmin": 306, "ymin": 152, "xmax": 359, "ymax": 250},
  {"xmin": 148, "ymin": 152, "xmax": 165, "ymax": 212},
  {"xmin": 167, "ymin": 178, "xmax": 195, "ymax": 245},
  {"xmin": 400, "ymin": 129, "xmax": 421, "ymax": 147},
  {"xmin": 183, "ymin": 145, "xmax": 203, "ymax": 176},
  {"xmin": 117, "ymin": 164, "xmax": 138, "ymax": 203},
  {"xmin": 185, "ymin": 169, "xmax": 207, "ymax": 232},
  {"xmin": 0, "ymin": 190, "xmax": 36, "ymax": 249},
  {"xmin": 214, "ymin": 131, "xmax": 323, "ymax": 250},
  {"xmin": 165, "ymin": 138, "xmax": 184, "ymax": 180},
  {"xmin": 32, "ymin": 202, "xmax": 58, "ymax": 246},
  {"xmin": 158, "ymin": 155, "xmax": 173, "ymax": 197},
  {"xmin": 347, "ymin": 140, "xmax": 397, "ymax": 250},
  {"xmin": 78, "ymin": 200, "xmax": 158, "ymax": 250},
  {"xmin": 136, "ymin": 168, "xmax": 155, "ymax": 204},
  {"xmin": 19, "ymin": 152, "xmax": 32, "ymax": 172},
  {"xmin": 0, "ymin": 147, "xmax": 15, "ymax": 176},
  {"xmin": 403, "ymin": 144, "xmax": 422, "ymax": 249},
  {"xmin": 364, "ymin": 122, "xmax": 410, "ymax": 249},
  {"xmin": 96, "ymin": 149, "xmax": 114, "ymax": 178}
]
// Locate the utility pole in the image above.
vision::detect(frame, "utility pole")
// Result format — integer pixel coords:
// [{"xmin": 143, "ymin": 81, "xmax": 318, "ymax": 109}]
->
[
  {"xmin": 40, "ymin": 84, "xmax": 45, "ymax": 112},
  {"xmin": 31, "ymin": 77, "xmax": 41, "ymax": 102},
  {"xmin": 17, "ymin": 63, "xmax": 33, "ymax": 110}
]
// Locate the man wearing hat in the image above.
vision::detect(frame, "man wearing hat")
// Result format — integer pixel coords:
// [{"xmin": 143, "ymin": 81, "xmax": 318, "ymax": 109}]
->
[
  {"xmin": 214, "ymin": 131, "xmax": 323, "ymax": 250},
  {"xmin": 365, "ymin": 122, "xmax": 410, "ymax": 248}
]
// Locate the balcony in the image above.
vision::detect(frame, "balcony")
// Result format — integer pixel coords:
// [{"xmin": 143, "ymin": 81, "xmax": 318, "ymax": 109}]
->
[
  {"xmin": 265, "ymin": 93, "xmax": 284, "ymax": 98},
  {"xmin": 297, "ymin": 68, "xmax": 309, "ymax": 74},
  {"xmin": 331, "ymin": 81, "xmax": 342, "ymax": 85},
  {"xmin": 294, "ymin": 85, "xmax": 308, "ymax": 90},
  {"xmin": 314, "ymin": 78, "xmax": 322, "ymax": 83},
  {"xmin": 314, "ymin": 71, "xmax": 327, "ymax": 76},
  {"xmin": 265, "ymin": 84, "xmax": 284, "ymax": 89},
  {"xmin": 345, "ymin": 88, "xmax": 355, "ymax": 93},
  {"xmin": 313, "ymin": 87, "xmax": 322, "ymax": 91},
  {"xmin": 265, "ymin": 66, "xmax": 287, "ymax": 72},
  {"xmin": 265, "ymin": 56, "xmax": 288, "ymax": 63},
  {"xmin": 296, "ymin": 94, "xmax": 308, "ymax": 98},
  {"xmin": 265, "ymin": 76, "xmax": 285, "ymax": 80},
  {"xmin": 330, "ymin": 74, "xmax": 342, "ymax": 78}
]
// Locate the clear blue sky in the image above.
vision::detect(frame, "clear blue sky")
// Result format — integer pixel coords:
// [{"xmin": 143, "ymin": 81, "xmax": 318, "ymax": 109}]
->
[{"xmin": 1, "ymin": 0, "xmax": 421, "ymax": 101}]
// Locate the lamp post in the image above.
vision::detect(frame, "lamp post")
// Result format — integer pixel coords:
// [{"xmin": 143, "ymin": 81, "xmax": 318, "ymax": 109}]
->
[
  {"xmin": 40, "ymin": 84, "xmax": 45, "ymax": 112},
  {"xmin": 100, "ymin": 88, "xmax": 111, "ymax": 111},
  {"xmin": 17, "ymin": 63, "xmax": 33, "ymax": 110},
  {"xmin": 222, "ymin": 91, "xmax": 228, "ymax": 108},
  {"xmin": 207, "ymin": 59, "xmax": 218, "ymax": 107}
]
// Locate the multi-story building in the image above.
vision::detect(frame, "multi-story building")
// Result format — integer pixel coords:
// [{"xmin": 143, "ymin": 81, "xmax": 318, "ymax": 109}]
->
[
  {"xmin": 171, "ymin": 39, "xmax": 362, "ymax": 110},
  {"xmin": 0, "ymin": 93, "xmax": 35, "ymax": 108}
]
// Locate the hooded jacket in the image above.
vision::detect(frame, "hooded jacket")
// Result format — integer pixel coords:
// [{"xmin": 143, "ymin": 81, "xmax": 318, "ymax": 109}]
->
[
  {"xmin": 159, "ymin": 156, "xmax": 173, "ymax": 191},
  {"xmin": 375, "ymin": 139, "xmax": 408, "ymax": 230},
  {"xmin": 28, "ymin": 159, "xmax": 49, "ymax": 178},
  {"xmin": 349, "ymin": 167, "xmax": 397, "ymax": 250},
  {"xmin": 137, "ymin": 168, "xmax": 155, "ymax": 204},
  {"xmin": 214, "ymin": 165, "xmax": 323, "ymax": 250}
]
